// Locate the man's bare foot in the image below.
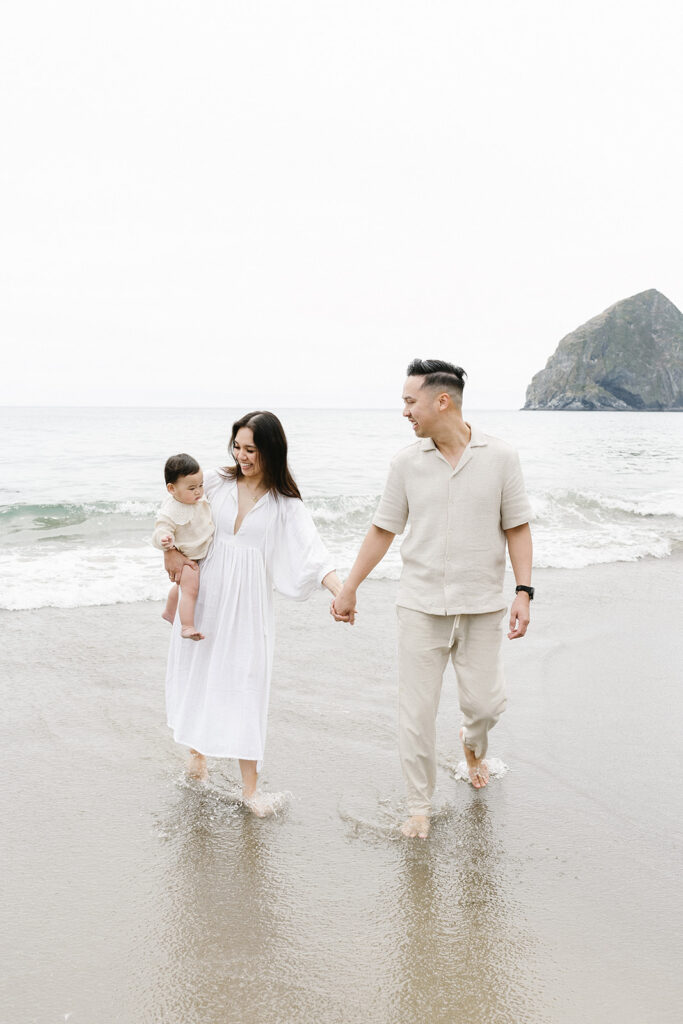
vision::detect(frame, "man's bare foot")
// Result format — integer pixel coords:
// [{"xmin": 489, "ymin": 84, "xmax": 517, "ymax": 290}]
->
[
  {"xmin": 181, "ymin": 626, "xmax": 205, "ymax": 641},
  {"xmin": 161, "ymin": 610, "xmax": 174, "ymax": 624},
  {"xmin": 242, "ymin": 789, "xmax": 277, "ymax": 818},
  {"xmin": 187, "ymin": 749, "xmax": 208, "ymax": 781},
  {"xmin": 400, "ymin": 814, "xmax": 430, "ymax": 839},
  {"xmin": 460, "ymin": 727, "xmax": 489, "ymax": 788}
]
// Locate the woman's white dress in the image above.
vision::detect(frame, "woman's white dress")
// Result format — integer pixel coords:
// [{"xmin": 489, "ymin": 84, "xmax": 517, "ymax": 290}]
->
[{"xmin": 165, "ymin": 470, "xmax": 334, "ymax": 762}]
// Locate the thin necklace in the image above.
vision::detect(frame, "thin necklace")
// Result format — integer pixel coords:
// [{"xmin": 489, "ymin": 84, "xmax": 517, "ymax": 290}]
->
[{"xmin": 243, "ymin": 479, "xmax": 264, "ymax": 502}]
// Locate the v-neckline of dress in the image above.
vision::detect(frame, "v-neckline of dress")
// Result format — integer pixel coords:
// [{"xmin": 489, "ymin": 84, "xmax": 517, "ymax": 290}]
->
[{"xmin": 233, "ymin": 480, "xmax": 268, "ymax": 536}]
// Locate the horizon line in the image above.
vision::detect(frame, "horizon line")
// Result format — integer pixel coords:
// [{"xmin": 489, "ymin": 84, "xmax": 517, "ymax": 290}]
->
[{"xmin": 0, "ymin": 403, "xmax": 522, "ymax": 412}]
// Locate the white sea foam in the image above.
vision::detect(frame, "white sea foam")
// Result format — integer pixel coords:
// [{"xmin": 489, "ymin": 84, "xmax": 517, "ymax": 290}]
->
[
  {"xmin": 2, "ymin": 546, "xmax": 168, "ymax": 611},
  {"xmin": 528, "ymin": 488, "xmax": 683, "ymax": 569},
  {"xmin": 450, "ymin": 758, "xmax": 509, "ymax": 783},
  {"xmin": 112, "ymin": 500, "xmax": 158, "ymax": 518}
]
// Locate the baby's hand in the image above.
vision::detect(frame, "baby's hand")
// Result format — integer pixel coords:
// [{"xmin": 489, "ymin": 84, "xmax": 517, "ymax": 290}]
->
[{"xmin": 160, "ymin": 535, "xmax": 175, "ymax": 549}]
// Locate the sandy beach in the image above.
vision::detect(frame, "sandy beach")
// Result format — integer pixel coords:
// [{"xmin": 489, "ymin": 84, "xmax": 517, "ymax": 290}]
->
[{"xmin": 3, "ymin": 556, "xmax": 683, "ymax": 1024}]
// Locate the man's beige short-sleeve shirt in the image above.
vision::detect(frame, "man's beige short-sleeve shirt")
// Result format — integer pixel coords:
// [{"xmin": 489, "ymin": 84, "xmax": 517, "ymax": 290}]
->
[{"xmin": 372, "ymin": 426, "xmax": 532, "ymax": 615}]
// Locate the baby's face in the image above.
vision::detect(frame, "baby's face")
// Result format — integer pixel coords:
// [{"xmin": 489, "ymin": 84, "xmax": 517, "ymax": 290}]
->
[{"xmin": 168, "ymin": 471, "xmax": 204, "ymax": 504}]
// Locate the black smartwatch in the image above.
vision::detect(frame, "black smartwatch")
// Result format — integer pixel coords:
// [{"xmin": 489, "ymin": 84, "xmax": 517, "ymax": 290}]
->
[{"xmin": 515, "ymin": 585, "xmax": 534, "ymax": 600}]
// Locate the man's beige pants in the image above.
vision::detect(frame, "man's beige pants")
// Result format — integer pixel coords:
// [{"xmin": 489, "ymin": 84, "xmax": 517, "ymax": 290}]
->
[{"xmin": 397, "ymin": 606, "xmax": 507, "ymax": 815}]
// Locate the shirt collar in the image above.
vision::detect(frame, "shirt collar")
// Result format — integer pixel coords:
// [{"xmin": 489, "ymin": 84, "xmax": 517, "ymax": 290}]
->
[{"xmin": 420, "ymin": 423, "xmax": 487, "ymax": 452}]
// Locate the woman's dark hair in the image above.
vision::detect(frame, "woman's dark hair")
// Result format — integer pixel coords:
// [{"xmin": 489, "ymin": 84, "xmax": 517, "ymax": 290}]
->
[
  {"xmin": 406, "ymin": 359, "xmax": 467, "ymax": 401},
  {"xmin": 221, "ymin": 411, "xmax": 301, "ymax": 499},
  {"xmin": 165, "ymin": 453, "xmax": 200, "ymax": 485}
]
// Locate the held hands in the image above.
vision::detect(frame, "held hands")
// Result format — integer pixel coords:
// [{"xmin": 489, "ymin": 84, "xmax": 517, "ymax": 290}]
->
[
  {"xmin": 507, "ymin": 593, "xmax": 531, "ymax": 639},
  {"xmin": 330, "ymin": 585, "xmax": 358, "ymax": 625}
]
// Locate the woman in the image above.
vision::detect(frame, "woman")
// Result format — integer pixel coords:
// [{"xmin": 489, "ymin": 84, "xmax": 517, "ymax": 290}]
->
[{"xmin": 163, "ymin": 411, "xmax": 343, "ymax": 816}]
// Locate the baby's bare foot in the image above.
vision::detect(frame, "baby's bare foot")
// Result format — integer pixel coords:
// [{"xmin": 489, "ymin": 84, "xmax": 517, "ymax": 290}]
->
[
  {"xmin": 181, "ymin": 626, "xmax": 205, "ymax": 641},
  {"xmin": 161, "ymin": 610, "xmax": 174, "ymax": 624}
]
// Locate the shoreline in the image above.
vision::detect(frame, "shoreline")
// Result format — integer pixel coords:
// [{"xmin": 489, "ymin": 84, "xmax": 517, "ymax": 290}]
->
[{"xmin": 3, "ymin": 547, "xmax": 683, "ymax": 615}]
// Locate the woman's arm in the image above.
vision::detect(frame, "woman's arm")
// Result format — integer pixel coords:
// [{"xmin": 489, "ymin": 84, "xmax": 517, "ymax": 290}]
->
[{"xmin": 321, "ymin": 570, "xmax": 343, "ymax": 599}]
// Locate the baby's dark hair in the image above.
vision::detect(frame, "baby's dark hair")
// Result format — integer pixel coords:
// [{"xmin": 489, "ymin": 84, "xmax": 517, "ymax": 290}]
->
[
  {"xmin": 164, "ymin": 453, "xmax": 201, "ymax": 485},
  {"xmin": 406, "ymin": 359, "xmax": 467, "ymax": 401}
]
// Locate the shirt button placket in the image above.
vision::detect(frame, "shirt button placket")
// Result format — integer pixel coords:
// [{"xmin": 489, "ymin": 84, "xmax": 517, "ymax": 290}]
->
[{"xmin": 444, "ymin": 474, "xmax": 455, "ymax": 614}]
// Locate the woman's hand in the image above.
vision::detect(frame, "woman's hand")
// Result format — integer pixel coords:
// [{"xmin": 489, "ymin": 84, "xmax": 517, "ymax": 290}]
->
[
  {"xmin": 164, "ymin": 548, "xmax": 198, "ymax": 584},
  {"xmin": 330, "ymin": 585, "xmax": 357, "ymax": 625}
]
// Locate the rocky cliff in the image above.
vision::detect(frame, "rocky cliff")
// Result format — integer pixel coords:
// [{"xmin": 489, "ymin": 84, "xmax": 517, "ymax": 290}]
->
[{"xmin": 523, "ymin": 289, "xmax": 683, "ymax": 410}]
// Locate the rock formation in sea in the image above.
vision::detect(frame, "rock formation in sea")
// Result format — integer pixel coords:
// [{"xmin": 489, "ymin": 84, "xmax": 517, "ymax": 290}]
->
[{"xmin": 523, "ymin": 289, "xmax": 683, "ymax": 410}]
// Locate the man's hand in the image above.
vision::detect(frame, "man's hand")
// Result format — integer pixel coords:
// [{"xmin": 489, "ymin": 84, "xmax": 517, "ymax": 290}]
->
[
  {"xmin": 164, "ymin": 548, "xmax": 198, "ymax": 584},
  {"xmin": 330, "ymin": 585, "xmax": 358, "ymax": 625},
  {"xmin": 507, "ymin": 593, "xmax": 530, "ymax": 639}
]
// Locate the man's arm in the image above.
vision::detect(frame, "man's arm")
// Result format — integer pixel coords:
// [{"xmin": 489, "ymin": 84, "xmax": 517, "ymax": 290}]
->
[
  {"xmin": 331, "ymin": 525, "xmax": 395, "ymax": 624},
  {"xmin": 505, "ymin": 522, "xmax": 533, "ymax": 639},
  {"xmin": 164, "ymin": 548, "xmax": 199, "ymax": 584}
]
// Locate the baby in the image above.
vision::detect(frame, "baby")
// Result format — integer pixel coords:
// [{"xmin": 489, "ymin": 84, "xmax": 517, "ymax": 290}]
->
[{"xmin": 153, "ymin": 453, "xmax": 215, "ymax": 640}]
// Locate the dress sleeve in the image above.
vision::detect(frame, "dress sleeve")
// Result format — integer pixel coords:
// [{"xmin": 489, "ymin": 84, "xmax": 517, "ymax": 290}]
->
[
  {"xmin": 203, "ymin": 469, "xmax": 224, "ymax": 501},
  {"xmin": 270, "ymin": 497, "xmax": 336, "ymax": 600}
]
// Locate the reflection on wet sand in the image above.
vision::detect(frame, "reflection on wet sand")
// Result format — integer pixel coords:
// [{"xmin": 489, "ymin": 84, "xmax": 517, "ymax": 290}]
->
[
  {"xmin": 153, "ymin": 782, "xmax": 288, "ymax": 1023},
  {"xmin": 388, "ymin": 798, "xmax": 543, "ymax": 1024}
]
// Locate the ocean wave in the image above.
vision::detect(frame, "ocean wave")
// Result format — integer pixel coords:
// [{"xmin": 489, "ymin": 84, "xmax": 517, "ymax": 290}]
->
[
  {"xmin": 3, "ymin": 485, "xmax": 682, "ymax": 609},
  {"xmin": 530, "ymin": 488, "xmax": 683, "ymax": 521},
  {"xmin": 529, "ymin": 488, "xmax": 683, "ymax": 568},
  {"xmin": 307, "ymin": 494, "xmax": 380, "ymax": 525},
  {"xmin": 0, "ymin": 499, "xmax": 158, "ymax": 531}
]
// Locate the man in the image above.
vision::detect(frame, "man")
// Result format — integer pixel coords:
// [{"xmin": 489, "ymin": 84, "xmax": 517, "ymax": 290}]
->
[{"xmin": 332, "ymin": 359, "xmax": 533, "ymax": 839}]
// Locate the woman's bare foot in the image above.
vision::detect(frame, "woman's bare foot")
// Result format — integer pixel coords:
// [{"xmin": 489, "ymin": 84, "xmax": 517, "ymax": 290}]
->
[
  {"xmin": 401, "ymin": 814, "xmax": 430, "ymax": 839},
  {"xmin": 181, "ymin": 626, "xmax": 205, "ymax": 641},
  {"xmin": 242, "ymin": 790, "xmax": 277, "ymax": 818},
  {"xmin": 187, "ymin": 749, "xmax": 208, "ymax": 781},
  {"xmin": 460, "ymin": 727, "xmax": 489, "ymax": 788}
]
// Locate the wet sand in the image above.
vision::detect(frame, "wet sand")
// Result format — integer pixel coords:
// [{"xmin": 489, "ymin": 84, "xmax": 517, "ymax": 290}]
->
[{"xmin": 3, "ymin": 557, "xmax": 683, "ymax": 1023}]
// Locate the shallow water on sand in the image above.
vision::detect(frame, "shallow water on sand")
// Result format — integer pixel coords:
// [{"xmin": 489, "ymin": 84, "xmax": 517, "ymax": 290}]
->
[{"xmin": 4, "ymin": 568, "xmax": 683, "ymax": 1023}]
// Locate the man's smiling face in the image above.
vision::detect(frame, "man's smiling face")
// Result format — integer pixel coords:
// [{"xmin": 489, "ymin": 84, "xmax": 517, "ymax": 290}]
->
[{"xmin": 402, "ymin": 376, "xmax": 441, "ymax": 437}]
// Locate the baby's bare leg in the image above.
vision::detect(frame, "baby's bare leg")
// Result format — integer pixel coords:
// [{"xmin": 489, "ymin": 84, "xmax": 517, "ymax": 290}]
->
[
  {"xmin": 179, "ymin": 565, "xmax": 204, "ymax": 640},
  {"xmin": 178, "ymin": 565, "xmax": 202, "ymax": 639},
  {"xmin": 162, "ymin": 583, "xmax": 179, "ymax": 624}
]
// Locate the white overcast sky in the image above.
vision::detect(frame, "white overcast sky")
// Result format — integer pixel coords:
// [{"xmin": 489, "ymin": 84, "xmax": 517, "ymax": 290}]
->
[{"xmin": 1, "ymin": 1, "xmax": 681, "ymax": 409}]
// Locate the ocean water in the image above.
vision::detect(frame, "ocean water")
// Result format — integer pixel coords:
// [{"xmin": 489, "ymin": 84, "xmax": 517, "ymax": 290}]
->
[{"xmin": 2, "ymin": 406, "xmax": 682, "ymax": 610}]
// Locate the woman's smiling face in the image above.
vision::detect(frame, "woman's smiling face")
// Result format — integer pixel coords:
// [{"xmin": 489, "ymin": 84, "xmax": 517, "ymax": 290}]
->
[{"xmin": 233, "ymin": 427, "xmax": 262, "ymax": 479}]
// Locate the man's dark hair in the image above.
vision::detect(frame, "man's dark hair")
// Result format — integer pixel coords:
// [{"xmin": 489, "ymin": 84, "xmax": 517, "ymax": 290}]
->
[
  {"xmin": 164, "ymin": 453, "xmax": 201, "ymax": 485},
  {"xmin": 406, "ymin": 359, "xmax": 467, "ymax": 401}
]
